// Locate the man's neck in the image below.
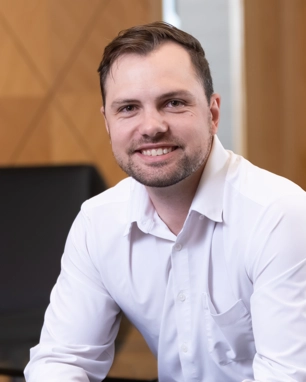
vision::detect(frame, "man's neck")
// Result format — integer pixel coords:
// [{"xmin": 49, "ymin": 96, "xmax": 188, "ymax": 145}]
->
[{"xmin": 145, "ymin": 166, "xmax": 204, "ymax": 236}]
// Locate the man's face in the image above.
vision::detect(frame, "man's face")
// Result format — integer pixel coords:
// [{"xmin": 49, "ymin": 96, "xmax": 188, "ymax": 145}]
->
[{"xmin": 102, "ymin": 42, "xmax": 220, "ymax": 187}]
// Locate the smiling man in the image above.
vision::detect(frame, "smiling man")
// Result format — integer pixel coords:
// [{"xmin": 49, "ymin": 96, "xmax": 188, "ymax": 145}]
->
[{"xmin": 25, "ymin": 22, "xmax": 306, "ymax": 382}]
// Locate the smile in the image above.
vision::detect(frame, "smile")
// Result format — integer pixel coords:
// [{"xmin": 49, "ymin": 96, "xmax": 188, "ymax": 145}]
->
[{"xmin": 141, "ymin": 147, "xmax": 174, "ymax": 156}]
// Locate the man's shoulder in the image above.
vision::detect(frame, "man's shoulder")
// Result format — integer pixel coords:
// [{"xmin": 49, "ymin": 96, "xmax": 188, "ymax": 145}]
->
[
  {"xmin": 223, "ymin": 154, "xmax": 306, "ymax": 273},
  {"xmin": 226, "ymin": 153, "xmax": 306, "ymax": 208}
]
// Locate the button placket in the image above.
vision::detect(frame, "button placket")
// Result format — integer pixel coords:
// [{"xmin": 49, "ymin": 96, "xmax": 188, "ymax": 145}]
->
[
  {"xmin": 181, "ymin": 343, "xmax": 188, "ymax": 353},
  {"xmin": 174, "ymin": 242, "xmax": 182, "ymax": 251},
  {"xmin": 171, "ymin": 241, "xmax": 193, "ymax": 370},
  {"xmin": 178, "ymin": 292, "xmax": 186, "ymax": 302}
]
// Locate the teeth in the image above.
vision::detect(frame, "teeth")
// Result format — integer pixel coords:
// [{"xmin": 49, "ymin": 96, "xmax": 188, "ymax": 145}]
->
[{"xmin": 142, "ymin": 147, "xmax": 173, "ymax": 156}]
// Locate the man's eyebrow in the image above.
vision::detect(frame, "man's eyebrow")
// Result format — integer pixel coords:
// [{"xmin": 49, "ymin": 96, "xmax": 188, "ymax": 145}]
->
[
  {"xmin": 157, "ymin": 90, "xmax": 195, "ymax": 101},
  {"xmin": 110, "ymin": 99, "xmax": 140, "ymax": 110}
]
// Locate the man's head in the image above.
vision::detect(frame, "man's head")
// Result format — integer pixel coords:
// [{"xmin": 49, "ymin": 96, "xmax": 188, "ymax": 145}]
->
[
  {"xmin": 98, "ymin": 22, "xmax": 220, "ymax": 188},
  {"xmin": 98, "ymin": 21, "xmax": 214, "ymax": 107}
]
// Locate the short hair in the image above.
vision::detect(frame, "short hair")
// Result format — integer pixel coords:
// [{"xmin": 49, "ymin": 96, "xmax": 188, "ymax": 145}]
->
[{"xmin": 97, "ymin": 21, "xmax": 214, "ymax": 106}]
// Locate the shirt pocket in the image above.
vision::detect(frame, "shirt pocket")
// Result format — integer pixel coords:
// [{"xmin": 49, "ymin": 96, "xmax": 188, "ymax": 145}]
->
[{"xmin": 203, "ymin": 292, "xmax": 256, "ymax": 366}]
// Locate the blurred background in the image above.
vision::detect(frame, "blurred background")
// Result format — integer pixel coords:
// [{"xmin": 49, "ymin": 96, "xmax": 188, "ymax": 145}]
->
[{"xmin": 0, "ymin": 0, "xmax": 306, "ymax": 381}]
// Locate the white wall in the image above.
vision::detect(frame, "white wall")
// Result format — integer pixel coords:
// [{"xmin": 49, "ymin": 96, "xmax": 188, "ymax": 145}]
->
[{"xmin": 164, "ymin": 0, "xmax": 244, "ymax": 152}]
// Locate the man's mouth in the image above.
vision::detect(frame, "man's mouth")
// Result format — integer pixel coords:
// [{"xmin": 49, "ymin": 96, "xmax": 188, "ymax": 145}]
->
[{"xmin": 141, "ymin": 147, "xmax": 175, "ymax": 157}]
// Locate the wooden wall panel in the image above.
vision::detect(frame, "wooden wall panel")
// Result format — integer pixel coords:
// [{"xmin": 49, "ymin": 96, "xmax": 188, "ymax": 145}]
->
[
  {"xmin": 0, "ymin": 98, "xmax": 41, "ymax": 162},
  {"xmin": 244, "ymin": 0, "xmax": 306, "ymax": 190},
  {"xmin": 280, "ymin": 1, "xmax": 306, "ymax": 187},
  {"xmin": 0, "ymin": 0, "xmax": 162, "ymax": 187},
  {"xmin": 0, "ymin": 1, "xmax": 49, "ymax": 93}
]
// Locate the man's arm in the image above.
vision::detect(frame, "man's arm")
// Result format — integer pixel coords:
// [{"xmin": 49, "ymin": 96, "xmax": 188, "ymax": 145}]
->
[
  {"xmin": 24, "ymin": 210, "xmax": 121, "ymax": 382},
  {"xmin": 246, "ymin": 194, "xmax": 306, "ymax": 381}
]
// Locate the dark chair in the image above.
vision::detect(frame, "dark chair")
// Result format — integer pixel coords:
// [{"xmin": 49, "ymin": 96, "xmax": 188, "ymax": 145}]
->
[{"xmin": 0, "ymin": 165, "xmax": 106, "ymax": 378}]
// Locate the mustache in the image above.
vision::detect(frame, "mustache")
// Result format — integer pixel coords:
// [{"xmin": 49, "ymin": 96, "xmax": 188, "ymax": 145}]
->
[{"xmin": 135, "ymin": 133, "xmax": 171, "ymax": 144}]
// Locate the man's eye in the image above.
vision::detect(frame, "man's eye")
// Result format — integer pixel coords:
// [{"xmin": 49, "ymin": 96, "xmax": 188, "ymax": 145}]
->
[
  {"xmin": 120, "ymin": 105, "xmax": 136, "ymax": 113},
  {"xmin": 167, "ymin": 100, "xmax": 184, "ymax": 108}
]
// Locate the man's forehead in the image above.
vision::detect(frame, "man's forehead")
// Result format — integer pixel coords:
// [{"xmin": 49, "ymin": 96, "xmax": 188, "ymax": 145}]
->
[{"xmin": 107, "ymin": 42, "xmax": 191, "ymax": 80}]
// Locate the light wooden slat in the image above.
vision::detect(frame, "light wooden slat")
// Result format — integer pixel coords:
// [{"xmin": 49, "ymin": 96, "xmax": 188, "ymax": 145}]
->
[
  {"xmin": 14, "ymin": 104, "xmax": 89, "ymax": 164},
  {"xmin": 244, "ymin": 0, "xmax": 283, "ymax": 175},
  {"xmin": 0, "ymin": 97, "xmax": 41, "ymax": 163},
  {"xmin": 47, "ymin": 0, "xmax": 103, "ymax": 84},
  {"xmin": 108, "ymin": 319, "xmax": 157, "ymax": 379},
  {"xmin": 244, "ymin": 0, "xmax": 306, "ymax": 189},
  {"xmin": 280, "ymin": 0, "xmax": 306, "ymax": 188},
  {"xmin": 0, "ymin": 0, "xmax": 49, "ymax": 87},
  {"xmin": 0, "ymin": 376, "xmax": 11, "ymax": 382},
  {"xmin": 0, "ymin": 18, "xmax": 45, "ymax": 95}
]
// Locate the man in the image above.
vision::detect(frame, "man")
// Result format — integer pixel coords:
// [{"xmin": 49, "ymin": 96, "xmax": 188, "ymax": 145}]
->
[{"xmin": 25, "ymin": 22, "xmax": 306, "ymax": 382}]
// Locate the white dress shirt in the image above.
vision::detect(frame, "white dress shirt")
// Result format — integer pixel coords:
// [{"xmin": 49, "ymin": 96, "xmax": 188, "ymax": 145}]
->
[{"xmin": 25, "ymin": 136, "xmax": 306, "ymax": 382}]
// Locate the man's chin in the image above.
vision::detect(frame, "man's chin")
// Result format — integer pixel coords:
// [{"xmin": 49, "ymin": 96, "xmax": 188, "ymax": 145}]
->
[
  {"xmin": 130, "ymin": 172, "xmax": 190, "ymax": 188},
  {"xmin": 116, "ymin": 157, "xmax": 200, "ymax": 188}
]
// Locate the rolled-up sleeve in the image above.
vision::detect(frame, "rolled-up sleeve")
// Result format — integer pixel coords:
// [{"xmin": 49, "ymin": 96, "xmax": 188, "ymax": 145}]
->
[
  {"xmin": 24, "ymin": 210, "xmax": 121, "ymax": 382},
  {"xmin": 246, "ymin": 195, "xmax": 306, "ymax": 382}
]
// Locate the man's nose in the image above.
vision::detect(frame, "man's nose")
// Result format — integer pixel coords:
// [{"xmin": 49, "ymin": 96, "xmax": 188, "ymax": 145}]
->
[{"xmin": 138, "ymin": 109, "xmax": 168, "ymax": 137}]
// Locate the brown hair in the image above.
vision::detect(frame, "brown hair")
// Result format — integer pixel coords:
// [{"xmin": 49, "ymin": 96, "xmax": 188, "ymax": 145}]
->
[{"xmin": 97, "ymin": 21, "xmax": 214, "ymax": 106}]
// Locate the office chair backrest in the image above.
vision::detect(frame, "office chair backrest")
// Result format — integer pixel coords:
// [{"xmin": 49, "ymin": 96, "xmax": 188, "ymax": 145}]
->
[{"xmin": 0, "ymin": 165, "xmax": 106, "ymax": 331}]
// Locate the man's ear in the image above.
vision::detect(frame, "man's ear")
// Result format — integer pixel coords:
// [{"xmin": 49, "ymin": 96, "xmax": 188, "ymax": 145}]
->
[
  {"xmin": 209, "ymin": 93, "xmax": 221, "ymax": 134},
  {"xmin": 100, "ymin": 106, "xmax": 110, "ymax": 135}
]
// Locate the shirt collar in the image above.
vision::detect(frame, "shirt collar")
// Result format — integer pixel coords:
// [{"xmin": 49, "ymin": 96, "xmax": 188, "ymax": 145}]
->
[
  {"xmin": 124, "ymin": 135, "xmax": 230, "ymax": 235},
  {"xmin": 191, "ymin": 135, "xmax": 230, "ymax": 222},
  {"xmin": 124, "ymin": 179, "xmax": 155, "ymax": 236}
]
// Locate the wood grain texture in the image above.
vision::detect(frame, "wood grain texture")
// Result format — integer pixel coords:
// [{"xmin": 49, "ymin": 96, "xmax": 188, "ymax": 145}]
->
[
  {"xmin": 108, "ymin": 317, "xmax": 157, "ymax": 379},
  {"xmin": 0, "ymin": 0, "xmax": 161, "ymax": 187},
  {"xmin": 244, "ymin": 0, "xmax": 306, "ymax": 189},
  {"xmin": 0, "ymin": 377, "xmax": 10, "ymax": 382}
]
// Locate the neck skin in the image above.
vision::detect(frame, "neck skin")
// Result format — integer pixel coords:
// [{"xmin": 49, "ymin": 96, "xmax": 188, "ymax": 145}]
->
[{"xmin": 145, "ymin": 163, "xmax": 205, "ymax": 236}]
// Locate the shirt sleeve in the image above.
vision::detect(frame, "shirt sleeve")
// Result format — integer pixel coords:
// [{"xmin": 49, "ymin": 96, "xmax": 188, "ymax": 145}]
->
[
  {"xmin": 24, "ymin": 210, "xmax": 121, "ymax": 382},
  {"xmin": 246, "ymin": 194, "xmax": 306, "ymax": 382}
]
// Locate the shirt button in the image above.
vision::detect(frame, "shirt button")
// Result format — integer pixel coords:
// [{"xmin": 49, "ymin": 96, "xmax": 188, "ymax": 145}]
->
[
  {"xmin": 199, "ymin": 214, "xmax": 205, "ymax": 220},
  {"xmin": 181, "ymin": 343, "xmax": 188, "ymax": 353},
  {"xmin": 178, "ymin": 292, "xmax": 186, "ymax": 302},
  {"xmin": 174, "ymin": 243, "xmax": 182, "ymax": 251}
]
